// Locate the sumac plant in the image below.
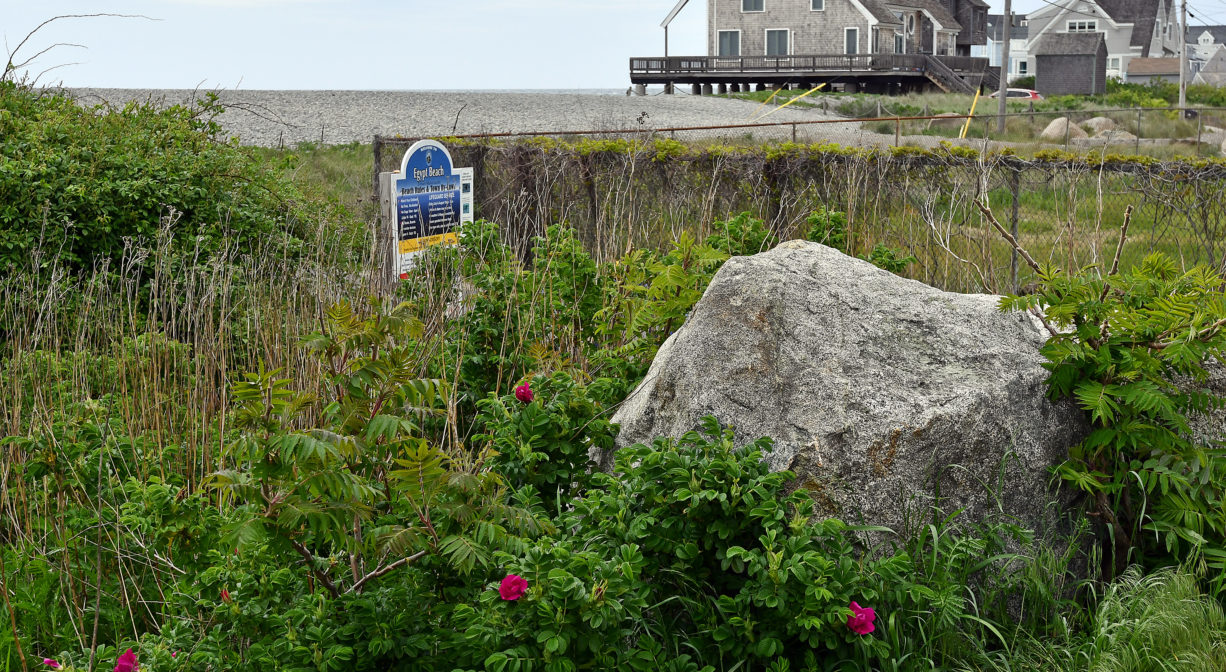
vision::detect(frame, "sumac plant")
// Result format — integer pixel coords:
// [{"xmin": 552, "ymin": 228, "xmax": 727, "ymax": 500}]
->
[
  {"xmin": 986, "ymin": 202, "xmax": 1226, "ymax": 592},
  {"xmin": 209, "ymin": 300, "xmax": 549, "ymax": 596}
]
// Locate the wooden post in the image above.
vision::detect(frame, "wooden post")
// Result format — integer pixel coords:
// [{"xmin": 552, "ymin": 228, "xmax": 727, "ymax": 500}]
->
[
  {"xmin": 1010, "ymin": 166, "xmax": 1021, "ymax": 294},
  {"xmin": 792, "ymin": 123, "xmax": 797, "ymax": 142},
  {"xmin": 372, "ymin": 136, "xmax": 383, "ymax": 200},
  {"xmin": 1136, "ymin": 108, "xmax": 1142, "ymax": 154},
  {"xmin": 1197, "ymin": 113, "xmax": 1203, "ymax": 156},
  {"xmin": 895, "ymin": 117, "xmax": 901, "ymax": 146}
]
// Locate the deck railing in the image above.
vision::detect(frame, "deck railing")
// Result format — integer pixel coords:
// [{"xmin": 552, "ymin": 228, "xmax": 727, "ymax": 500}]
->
[{"xmin": 628, "ymin": 53, "xmax": 987, "ymax": 76}]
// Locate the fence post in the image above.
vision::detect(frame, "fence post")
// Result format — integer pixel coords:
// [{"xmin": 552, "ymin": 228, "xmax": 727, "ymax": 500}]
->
[
  {"xmin": 1136, "ymin": 108, "xmax": 1142, "ymax": 154},
  {"xmin": 895, "ymin": 117, "xmax": 901, "ymax": 146},
  {"xmin": 372, "ymin": 135, "xmax": 383, "ymax": 200},
  {"xmin": 1064, "ymin": 114, "xmax": 1070, "ymax": 148},
  {"xmin": 792, "ymin": 123, "xmax": 797, "ymax": 143},
  {"xmin": 1197, "ymin": 113, "xmax": 1204, "ymax": 156},
  {"xmin": 1010, "ymin": 165, "xmax": 1021, "ymax": 294}
]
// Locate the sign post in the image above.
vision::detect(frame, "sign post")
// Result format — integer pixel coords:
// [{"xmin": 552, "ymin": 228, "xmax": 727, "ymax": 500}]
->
[{"xmin": 387, "ymin": 140, "xmax": 473, "ymax": 278}]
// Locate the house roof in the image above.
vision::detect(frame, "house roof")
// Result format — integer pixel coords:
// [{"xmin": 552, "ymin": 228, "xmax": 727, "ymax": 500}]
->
[
  {"xmin": 890, "ymin": 0, "xmax": 962, "ymax": 31},
  {"xmin": 986, "ymin": 13, "xmax": 1029, "ymax": 40},
  {"xmin": 1096, "ymin": 0, "xmax": 1162, "ymax": 53},
  {"xmin": 1033, "ymin": 31, "xmax": 1106, "ymax": 56},
  {"xmin": 1200, "ymin": 45, "xmax": 1226, "ymax": 73},
  {"xmin": 1127, "ymin": 56, "xmax": 1180, "ymax": 75},
  {"xmin": 1187, "ymin": 25, "xmax": 1226, "ymax": 45},
  {"xmin": 862, "ymin": 0, "xmax": 905, "ymax": 26}
]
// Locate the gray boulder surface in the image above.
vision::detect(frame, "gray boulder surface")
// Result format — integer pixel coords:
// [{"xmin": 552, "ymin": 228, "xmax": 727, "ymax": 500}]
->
[
  {"xmin": 603, "ymin": 241, "xmax": 1090, "ymax": 539},
  {"xmin": 1040, "ymin": 117, "xmax": 1088, "ymax": 141},
  {"xmin": 1082, "ymin": 116, "xmax": 1116, "ymax": 134}
]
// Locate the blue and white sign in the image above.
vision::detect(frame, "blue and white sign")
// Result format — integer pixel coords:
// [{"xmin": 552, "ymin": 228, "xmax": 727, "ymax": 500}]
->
[{"xmin": 392, "ymin": 140, "xmax": 473, "ymax": 276}]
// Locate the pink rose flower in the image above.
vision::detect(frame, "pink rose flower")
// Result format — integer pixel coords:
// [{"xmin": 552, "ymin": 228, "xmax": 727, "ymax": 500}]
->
[
  {"xmin": 42, "ymin": 659, "xmax": 60, "ymax": 669},
  {"xmin": 514, "ymin": 382, "xmax": 533, "ymax": 403},
  {"xmin": 847, "ymin": 601, "xmax": 876, "ymax": 635},
  {"xmin": 220, "ymin": 588, "xmax": 232, "ymax": 604},
  {"xmin": 114, "ymin": 648, "xmax": 139, "ymax": 672},
  {"xmin": 499, "ymin": 574, "xmax": 528, "ymax": 601}
]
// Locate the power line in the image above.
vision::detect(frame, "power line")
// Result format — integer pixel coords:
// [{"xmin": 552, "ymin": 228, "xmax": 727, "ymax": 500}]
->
[{"xmin": 1030, "ymin": 0, "xmax": 1112, "ymax": 22}]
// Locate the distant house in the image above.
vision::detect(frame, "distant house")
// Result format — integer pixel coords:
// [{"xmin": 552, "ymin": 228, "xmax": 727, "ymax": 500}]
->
[
  {"xmin": 707, "ymin": 0, "xmax": 987, "ymax": 58},
  {"xmin": 1024, "ymin": 0, "xmax": 1180, "ymax": 82},
  {"xmin": 1187, "ymin": 26, "xmax": 1226, "ymax": 78},
  {"xmin": 1125, "ymin": 57, "xmax": 1180, "ymax": 83},
  {"xmin": 1034, "ymin": 32, "xmax": 1107, "ymax": 94},
  {"xmin": 1195, "ymin": 47, "xmax": 1226, "ymax": 86},
  {"xmin": 972, "ymin": 13, "xmax": 1031, "ymax": 82}
]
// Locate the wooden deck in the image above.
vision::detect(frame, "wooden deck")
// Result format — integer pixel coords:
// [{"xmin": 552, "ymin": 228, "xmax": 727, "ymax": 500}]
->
[{"xmin": 629, "ymin": 54, "xmax": 995, "ymax": 94}]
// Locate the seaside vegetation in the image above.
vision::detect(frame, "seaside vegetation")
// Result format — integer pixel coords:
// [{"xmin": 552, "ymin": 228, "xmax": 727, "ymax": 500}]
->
[
  {"xmin": 3, "ymin": 79, "xmax": 1226, "ymax": 671},
  {"xmin": 728, "ymin": 79, "xmax": 1226, "ymax": 157}
]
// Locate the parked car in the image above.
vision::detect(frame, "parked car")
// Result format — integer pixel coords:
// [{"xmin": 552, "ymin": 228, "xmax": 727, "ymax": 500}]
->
[{"xmin": 987, "ymin": 88, "xmax": 1044, "ymax": 101}]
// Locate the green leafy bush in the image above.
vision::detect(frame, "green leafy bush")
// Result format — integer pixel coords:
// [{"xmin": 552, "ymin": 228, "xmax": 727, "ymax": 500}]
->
[
  {"xmin": 0, "ymin": 83, "xmax": 308, "ymax": 269},
  {"xmin": 1001, "ymin": 245, "xmax": 1226, "ymax": 593}
]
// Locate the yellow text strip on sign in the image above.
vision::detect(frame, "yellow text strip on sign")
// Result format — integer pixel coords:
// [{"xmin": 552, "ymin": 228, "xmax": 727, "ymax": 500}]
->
[{"xmin": 399, "ymin": 232, "xmax": 459, "ymax": 254}]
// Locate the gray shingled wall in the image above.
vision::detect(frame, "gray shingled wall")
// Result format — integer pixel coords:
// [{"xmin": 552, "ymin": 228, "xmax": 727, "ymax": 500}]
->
[
  {"xmin": 708, "ymin": 0, "xmax": 887, "ymax": 56},
  {"xmin": 1036, "ymin": 53, "xmax": 1107, "ymax": 95}
]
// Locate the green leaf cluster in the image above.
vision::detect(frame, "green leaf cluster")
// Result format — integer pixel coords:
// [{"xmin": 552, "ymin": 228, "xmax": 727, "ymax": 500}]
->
[{"xmin": 1000, "ymin": 252, "xmax": 1226, "ymax": 591}]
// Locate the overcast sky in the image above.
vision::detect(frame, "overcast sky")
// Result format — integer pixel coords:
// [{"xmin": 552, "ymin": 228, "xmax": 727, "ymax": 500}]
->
[{"xmin": 6, "ymin": 0, "xmax": 1214, "ymax": 91}]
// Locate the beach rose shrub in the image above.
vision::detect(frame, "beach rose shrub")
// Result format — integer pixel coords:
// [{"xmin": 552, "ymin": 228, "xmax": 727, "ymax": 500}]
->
[{"xmin": 476, "ymin": 371, "xmax": 618, "ymax": 514}]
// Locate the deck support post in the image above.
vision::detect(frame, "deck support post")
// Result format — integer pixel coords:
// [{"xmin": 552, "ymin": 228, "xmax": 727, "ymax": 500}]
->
[
  {"xmin": 635, "ymin": 84, "xmax": 646, "ymax": 96},
  {"xmin": 701, "ymin": 83, "xmax": 713, "ymax": 95},
  {"xmin": 718, "ymin": 83, "xmax": 727, "ymax": 94},
  {"xmin": 692, "ymin": 83, "xmax": 701, "ymax": 95}
]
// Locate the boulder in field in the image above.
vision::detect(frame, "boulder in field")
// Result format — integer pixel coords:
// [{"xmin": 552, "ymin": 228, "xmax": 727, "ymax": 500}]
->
[
  {"xmin": 1082, "ymin": 116, "xmax": 1116, "ymax": 134},
  {"xmin": 1040, "ymin": 117, "xmax": 1088, "ymax": 141},
  {"xmin": 601, "ymin": 241, "xmax": 1090, "ymax": 542}
]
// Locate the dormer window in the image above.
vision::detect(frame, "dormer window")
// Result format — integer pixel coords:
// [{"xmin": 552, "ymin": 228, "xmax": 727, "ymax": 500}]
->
[{"xmin": 1068, "ymin": 20, "xmax": 1097, "ymax": 32}]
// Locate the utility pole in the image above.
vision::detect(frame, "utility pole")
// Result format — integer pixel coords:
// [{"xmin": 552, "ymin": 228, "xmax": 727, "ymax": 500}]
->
[
  {"xmin": 997, "ymin": 0, "xmax": 1011, "ymax": 133},
  {"xmin": 1179, "ymin": 0, "xmax": 1188, "ymax": 114}
]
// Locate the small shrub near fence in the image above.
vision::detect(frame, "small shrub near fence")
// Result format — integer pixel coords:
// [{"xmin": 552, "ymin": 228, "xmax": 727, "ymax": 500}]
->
[{"xmin": 375, "ymin": 134, "xmax": 1226, "ymax": 294}]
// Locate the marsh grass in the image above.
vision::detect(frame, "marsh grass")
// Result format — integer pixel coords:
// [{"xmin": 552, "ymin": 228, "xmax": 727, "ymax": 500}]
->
[{"xmin": 969, "ymin": 566, "xmax": 1226, "ymax": 672}]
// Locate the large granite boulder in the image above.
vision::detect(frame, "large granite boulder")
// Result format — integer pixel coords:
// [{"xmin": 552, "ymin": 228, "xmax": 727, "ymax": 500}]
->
[
  {"xmin": 602, "ymin": 241, "xmax": 1090, "ymax": 539},
  {"xmin": 1040, "ymin": 117, "xmax": 1088, "ymax": 142}
]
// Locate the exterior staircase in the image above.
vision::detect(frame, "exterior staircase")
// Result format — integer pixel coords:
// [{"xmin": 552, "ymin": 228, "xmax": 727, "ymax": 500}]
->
[{"xmin": 923, "ymin": 55, "xmax": 976, "ymax": 94}]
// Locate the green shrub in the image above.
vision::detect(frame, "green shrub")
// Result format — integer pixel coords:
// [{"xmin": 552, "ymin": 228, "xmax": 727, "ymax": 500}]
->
[
  {"xmin": 1001, "ymin": 247, "xmax": 1226, "ymax": 594},
  {"xmin": 0, "ymin": 83, "xmax": 309, "ymax": 270}
]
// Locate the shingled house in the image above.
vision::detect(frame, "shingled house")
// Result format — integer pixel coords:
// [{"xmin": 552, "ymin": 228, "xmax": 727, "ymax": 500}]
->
[
  {"xmin": 631, "ymin": 0, "xmax": 994, "ymax": 94},
  {"xmin": 708, "ymin": 0, "xmax": 987, "ymax": 58},
  {"xmin": 1024, "ymin": 0, "xmax": 1179, "ymax": 81},
  {"xmin": 1034, "ymin": 32, "xmax": 1107, "ymax": 94}
]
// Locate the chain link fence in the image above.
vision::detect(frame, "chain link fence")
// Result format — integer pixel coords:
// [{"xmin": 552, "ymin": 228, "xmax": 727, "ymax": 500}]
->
[{"xmin": 373, "ymin": 107, "xmax": 1226, "ymax": 294}]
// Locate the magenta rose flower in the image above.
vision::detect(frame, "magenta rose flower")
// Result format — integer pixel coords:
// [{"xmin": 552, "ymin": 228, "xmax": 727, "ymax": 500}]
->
[
  {"xmin": 847, "ymin": 601, "xmax": 876, "ymax": 635},
  {"xmin": 499, "ymin": 574, "xmax": 528, "ymax": 600},
  {"xmin": 42, "ymin": 659, "xmax": 60, "ymax": 669},
  {"xmin": 514, "ymin": 382, "xmax": 533, "ymax": 403},
  {"xmin": 113, "ymin": 648, "xmax": 138, "ymax": 672}
]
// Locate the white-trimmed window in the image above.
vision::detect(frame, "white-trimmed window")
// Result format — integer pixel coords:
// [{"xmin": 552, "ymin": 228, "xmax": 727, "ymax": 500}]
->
[
  {"xmin": 895, "ymin": 32, "xmax": 904, "ymax": 53},
  {"xmin": 1067, "ymin": 20, "xmax": 1097, "ymax": 32},
  {"xmin": 718, "ymin": 30, "xmax": 741, "ymax": 57},
  {"xmin": 766, "ymin": 29, "xmax": 790, "ymax": 56},
  {"xmin": 812, "ymin": 0, "xmax": 825, "ymax": 10},
  {"xmin": 742, "ymin": 0, "xmax": 764, "ymax": 12},
  {"xmin": 1017, "ymin": 60, "xmax": 1028, "ymax": 75},
  {"xmin": 1108, "ymin": 56, "xmax": 1121, "ymax": 70},
  {"xmin": 845, "ymin": 27, "xmax": 860, "ymax": 54}
]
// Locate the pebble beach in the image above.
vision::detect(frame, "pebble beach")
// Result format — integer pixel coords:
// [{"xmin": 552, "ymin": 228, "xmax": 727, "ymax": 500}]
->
[{"xmin": 65, "ymin": 87, "xmax": 866, "ymax": 147}]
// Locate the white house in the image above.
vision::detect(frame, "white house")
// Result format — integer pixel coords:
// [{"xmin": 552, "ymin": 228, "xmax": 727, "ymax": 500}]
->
[
  {"xmin": 972, "ymin": 13, "xmax": 1032, "ymax": 82},
  {"xmin": 1023, "ymin": 0, "xmax": 1179, "ymax": 81}
]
